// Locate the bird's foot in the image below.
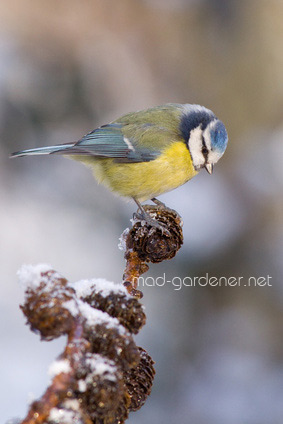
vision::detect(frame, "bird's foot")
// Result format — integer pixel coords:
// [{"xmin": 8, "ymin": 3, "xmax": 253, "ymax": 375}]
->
[{"xmin": 133, "ymin": 210, "xmax": 171, "ymax": 237}]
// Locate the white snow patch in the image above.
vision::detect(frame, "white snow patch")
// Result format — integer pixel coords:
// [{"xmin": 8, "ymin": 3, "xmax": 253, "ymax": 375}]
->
[
  {"xmin": 62, "ymin": 299, "xmax": 79, "ymax": 316},
  {"xmin": 77, "ymin": 300, "xmax": 126, "ymax": 334},
  {"xmin": 49, "ymin": 399, "xmax": 81, "ymax": 422},
  {"xmin": 118, "ymin": 228, "xmax": 130, "ymax": 251},
  {"xmin": 63, "ymin": 399, "xmax": 81, "ymax": 410},
  {"xmin": 17, "ymin": 263, "xmax": 53, "ymax": 290},
  {"xmin": 48, "ymin": 359, "xmax": 71, "ymax": 377},
  {"xmin": 49, "ymin": 407, "xmax": 76, "ymax": 423},
  {"xmin": 78, "ymin": 379, "xmax": 87, "ymax": 392},
  {"xmin": 85, "ymin": 354, "xmax": 118, "ymax": 382},
  {"xmin": 68, "ymin": 279, "xmax": 94, "ymax": 298},
  {"xmin": 64, "ymin": 292, "xmax": 131, "ymax": 333},
  {"xmin": 70, "ymin": 277, "xmax": 129, "ymax": 299},
  {"xmin": 88, "ymin": 356, "xmax": 117, "ymax": 377}
]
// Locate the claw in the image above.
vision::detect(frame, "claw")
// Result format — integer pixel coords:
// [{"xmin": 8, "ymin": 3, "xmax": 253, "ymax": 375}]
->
[
  {"xmin": 133, "ymin": 210, "xmax": 170, "ymax": 236},
  {"xmin": 133, "ymin": 198, "xmax": 174, "ymax": 236},
  {"xmin": 151, "ymin": 198, "xmax": 182, "ymax": 222},
  {"xmin": 151, "ymin": 198, "xmax": 166, "ymax": 208},
  {"xmin": 146, "ymin": 218, "xmax": 171, "ymax": 237},
  {"xmin": 151, "ymin": 199, "xmax": 178, "ymax": 215}
]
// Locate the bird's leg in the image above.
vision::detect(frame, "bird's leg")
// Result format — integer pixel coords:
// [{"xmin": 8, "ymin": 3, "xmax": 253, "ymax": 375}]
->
[
  {"xmin": 133, "ymin": 198, "xmax": 152, "ymax": 220},
  {"xmin": 133, "ymin": 198, "xmax": 170, "ymax": 236},
  {"xmin": 133, "ymin": 198, "xmax": 144, "ymax": 215}
]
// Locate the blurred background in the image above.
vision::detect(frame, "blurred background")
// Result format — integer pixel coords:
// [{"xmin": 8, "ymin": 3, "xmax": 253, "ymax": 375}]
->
[{"xmin": 1, "ymin": 0, "xmax": 283, "ymax": 423}]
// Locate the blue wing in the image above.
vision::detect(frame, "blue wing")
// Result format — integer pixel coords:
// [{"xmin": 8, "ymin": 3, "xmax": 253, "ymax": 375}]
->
[
  {"xmin": 54, "ymin": 123, "xmax": 159, "ymax": 163},
  {"xmin": 10, "ymin": 123, "xmax": 168, "ymax": 162}
]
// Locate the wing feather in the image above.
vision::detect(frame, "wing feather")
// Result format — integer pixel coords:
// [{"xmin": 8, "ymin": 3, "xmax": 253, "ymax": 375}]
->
[{"xmin": 53, "ymin": 123, "xmax": 162, "ymax": 163}]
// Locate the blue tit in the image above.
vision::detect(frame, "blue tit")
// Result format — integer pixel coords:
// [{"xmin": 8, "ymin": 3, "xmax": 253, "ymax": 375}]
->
[{"xmin": 11, "ymin": 103, "xmax": 228, "ymax": 223}]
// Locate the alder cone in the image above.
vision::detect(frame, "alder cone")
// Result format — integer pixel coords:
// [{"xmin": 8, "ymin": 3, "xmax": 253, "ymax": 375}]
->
[{"xmin": 128, "ymin": 205, "xmax": 183, "ymax": 263}]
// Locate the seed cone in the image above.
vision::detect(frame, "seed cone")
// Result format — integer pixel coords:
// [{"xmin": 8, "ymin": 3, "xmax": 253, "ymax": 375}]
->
[{"xmin": 127, "ymin": 205, "xmax": 183, "ymax": 263}]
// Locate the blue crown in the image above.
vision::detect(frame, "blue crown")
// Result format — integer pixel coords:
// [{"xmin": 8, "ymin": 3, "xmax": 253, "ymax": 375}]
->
[{"xmin": 210, "ymin": 121, "xmax": 228, "ymax": 154}]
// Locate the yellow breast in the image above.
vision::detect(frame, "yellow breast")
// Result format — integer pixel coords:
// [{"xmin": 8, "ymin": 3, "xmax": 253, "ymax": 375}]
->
[{"xmin": 75, "ymin": 142, "xmax": 198, "ymax": 202}]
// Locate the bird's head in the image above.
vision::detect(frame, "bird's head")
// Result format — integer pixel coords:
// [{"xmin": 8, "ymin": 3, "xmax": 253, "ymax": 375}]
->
[{"xmin": 180, "ymin": 105, "xmax": 228, "ymax": 174}]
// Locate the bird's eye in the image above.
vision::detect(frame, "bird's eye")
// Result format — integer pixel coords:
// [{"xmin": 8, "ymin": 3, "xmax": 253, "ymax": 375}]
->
[{"xmin": 202, "ymin": 146, "xmax": 208, "ymax": 155}]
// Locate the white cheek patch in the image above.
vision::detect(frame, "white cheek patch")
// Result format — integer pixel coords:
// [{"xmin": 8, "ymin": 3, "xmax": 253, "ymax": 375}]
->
[
  {"xmin": 187, "ymin": 126, "xmax": 205, "ymax": 169},
  {"xmin": 202, "ymin": 124, "xmax": 212, "ymax": 151},
  {"xmin": 208, "ymin": 149, "xmax": 224, "ymax": 164},
  {"xmin": 203, "ymin": 120, "xmax": 224, "ymax": 165}
]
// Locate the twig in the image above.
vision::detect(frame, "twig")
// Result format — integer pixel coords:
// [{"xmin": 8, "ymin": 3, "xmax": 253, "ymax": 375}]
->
[{"xmin": 14, "ymin": 205, "xmax": 183, "ymax": 423}]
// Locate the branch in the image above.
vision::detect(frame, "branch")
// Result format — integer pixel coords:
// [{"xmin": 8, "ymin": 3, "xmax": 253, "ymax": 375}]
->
[
  {"xmin": 14, "ymin": 205, "xmax": 183, "ymax": 423},
  {"xmin": 18, "ymin": 266, "xmax": 153, "ymax": 424}
]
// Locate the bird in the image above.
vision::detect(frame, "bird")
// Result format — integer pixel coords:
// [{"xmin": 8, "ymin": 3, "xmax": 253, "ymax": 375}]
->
[{"xmin": 11, "ymin": 103, "xmax": 228, "ymax": 230}]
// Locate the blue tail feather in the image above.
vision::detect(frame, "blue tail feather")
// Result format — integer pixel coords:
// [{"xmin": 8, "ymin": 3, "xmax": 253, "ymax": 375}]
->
[{"xmin": 10, "ymin": 144, "xmax": 75, "ymax": 158}]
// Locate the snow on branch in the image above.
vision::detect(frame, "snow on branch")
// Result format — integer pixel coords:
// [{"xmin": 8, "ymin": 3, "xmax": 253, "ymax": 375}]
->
[
  {"xmin": 13, "ymin": 204, "xmax": 183, "ymax": 424},
  {"xmin": 18, "ymin": 266, "xmax": 153, "ymax": 424}
]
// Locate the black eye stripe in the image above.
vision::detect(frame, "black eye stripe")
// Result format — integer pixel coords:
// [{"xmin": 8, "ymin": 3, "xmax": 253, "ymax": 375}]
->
[{"xmin": 202, "ymin": 136, "xmax": 209, "ymax": 161}]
